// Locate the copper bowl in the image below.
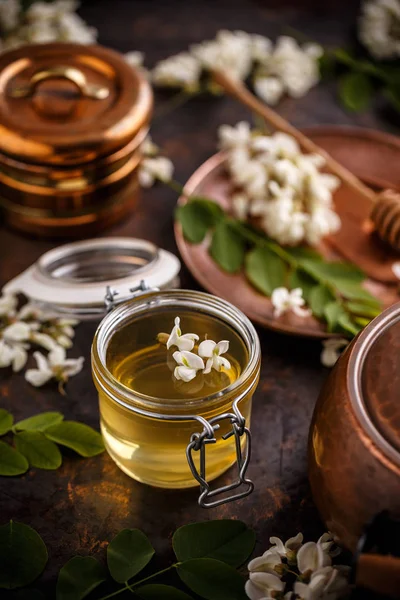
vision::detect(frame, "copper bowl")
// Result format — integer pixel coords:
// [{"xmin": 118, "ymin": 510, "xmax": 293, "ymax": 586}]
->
[{"xmin": 309, "ymin": 302, "xmax": 400, "ymax": 551}]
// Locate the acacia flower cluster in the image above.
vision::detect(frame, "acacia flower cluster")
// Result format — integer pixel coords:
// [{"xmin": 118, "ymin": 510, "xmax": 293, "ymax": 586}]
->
[
  {"xmin": 151, "ymin": 30, "xmax": 323, "ymax": 105},
  {"xmin": 160, "ymin": 316, "xmax": 231, "ymax": 382},
  {"xmin": 138, "ymin": 135, "xmax": 175, "ymax": 188},
  {"xmin": 220, "ymin": 122, "xmax": 341, "ymax": 247},
  {"xmin": 358, "ymin": 0, "xmax": 400, "ymax": 60},
  {"xmin": 246, "ymin": 532, "xmax": 349, "ymax": 600},
  {"xmin": 0, "ymin": 0, "xmax": 97, "ymax": 49},
  {"xmin": 0, "ymin": 292, "xmax": 83, "ymax": 392}
]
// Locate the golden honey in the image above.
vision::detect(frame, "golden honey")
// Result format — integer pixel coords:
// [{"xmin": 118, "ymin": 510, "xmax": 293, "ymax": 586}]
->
[{"xmin": 92, "ymin": 290, "xmax": 260, "ymax": 490}]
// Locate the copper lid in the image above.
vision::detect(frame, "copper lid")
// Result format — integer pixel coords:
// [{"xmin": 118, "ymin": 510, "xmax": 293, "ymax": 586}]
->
[
  {"xmin": 0, "ymin": 43, "xmax": 153, "ymax": 165},
  {"xmin": 348, "ymin": 302, "xmax": 400, "ymax": 466}
]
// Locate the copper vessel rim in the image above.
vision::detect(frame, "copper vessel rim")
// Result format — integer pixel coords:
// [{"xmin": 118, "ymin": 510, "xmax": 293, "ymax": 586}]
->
[{"xmin": 347, "ymin": 302, "xmax": 400, "ymax": 467}]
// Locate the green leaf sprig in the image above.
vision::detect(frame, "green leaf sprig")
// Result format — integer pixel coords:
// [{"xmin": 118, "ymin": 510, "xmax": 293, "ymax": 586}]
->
[
  {"xmin": 320, "ymin": 47, "xmax": 400, "ymax": 114},
  {"xmin": 176, "ymin": 198, "xmax": 382, "ymax": 337},
  {"xmin": 0, "ymin": 409, "xmax": 105, "ymax": 476},
  {"xmin": 0, "ymin": 519, "xmax": 255, "ymax": 600}
]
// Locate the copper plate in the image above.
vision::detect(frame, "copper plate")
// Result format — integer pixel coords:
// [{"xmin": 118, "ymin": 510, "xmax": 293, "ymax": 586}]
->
[{"xmin": 174, "ymin": 126, "xmax": 400, "ymax": 338}]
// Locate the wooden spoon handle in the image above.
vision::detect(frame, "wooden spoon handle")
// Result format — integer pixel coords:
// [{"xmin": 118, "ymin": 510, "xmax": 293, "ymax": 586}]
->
[{"xmin": 212, "ymin": 70, "xmax": 376, "ymax": 203}]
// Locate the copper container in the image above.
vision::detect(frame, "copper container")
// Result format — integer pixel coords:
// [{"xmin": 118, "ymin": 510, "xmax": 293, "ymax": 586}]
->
[
  {"xmin": 309, "ymin": 302, "xmax": 400, "ymax": 551},
  {"xmin": 0, "ymin": 43, "xmax": 153, "ymax": 237}
]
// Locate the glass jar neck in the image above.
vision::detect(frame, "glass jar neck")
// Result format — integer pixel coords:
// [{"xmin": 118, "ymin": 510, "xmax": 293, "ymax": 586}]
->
[{"xmin": 91, "ymin": 289, "xmax": 260, "ymax": 414}]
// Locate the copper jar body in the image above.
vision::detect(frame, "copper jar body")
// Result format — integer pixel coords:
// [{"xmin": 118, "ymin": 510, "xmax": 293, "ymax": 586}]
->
[
  {"xmin": 0, "ymin": 43, "xmax": 153, "ymax": 237},
  {"xmin": 309, "ymin": 303, "xmax": 400, "ymax": 551}
]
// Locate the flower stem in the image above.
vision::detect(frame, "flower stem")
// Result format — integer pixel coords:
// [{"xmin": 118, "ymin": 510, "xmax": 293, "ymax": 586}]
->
[
  {"xmin": 153, "ymin": 90, "xmax": 193, "ymax": 120},
  {"xmin": 97, "ymin": 565, "xmax": 178, "ymax": 600}
]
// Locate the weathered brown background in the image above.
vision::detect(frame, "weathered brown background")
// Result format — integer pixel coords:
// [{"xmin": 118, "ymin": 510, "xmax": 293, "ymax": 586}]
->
[{"xmin": 0, "ymin": 0, "xmax": 398, "ymax": 596}]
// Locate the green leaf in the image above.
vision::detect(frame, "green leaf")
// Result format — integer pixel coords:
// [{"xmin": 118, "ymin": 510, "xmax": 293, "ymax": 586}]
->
[
  {"xmin": 285, "ymin": 246, "xmax": 322, "ymax": 262},
  {"xmin": 346, "ymin": 301, "xmax": 381, "ymax": 318},
  {"xmin": 337, "ymin": 313, "xmax": 363, "ymax": 336},
  {"xmin": 289, "ymin": 269, "xmax": 317, "ymax": 303},
  {"xmin": 385, "ymin": 85, "xmax": 400, "ymax": 113},
  {"xmin": 245, "ymin": 246, "xmax": 286, "ymax": 296},
  {"xmin": 333, "ymin": 280, "xmax": 381, "ymax": 307},
  {"xmin": 44, "ymin": 421, "xmax": 105, "ymax": 457},
  {"xmin": 176, "ymin": 200, "xmax": 222, "ymax": 244},
  {"xmin": 107, "ymin": 529, "xmax": 155, "ymax": 584},
  {"xmin": 56, "ymin": 557, "xmax": 106, "ymax": 600},
  {"xmin": 177, "ymin": 558, "xmax": 247, "ymax": 600},
  {"xmin": 318, "ymin": 51, "xmax": 336, "ymax": 80},
  {"xmin": 339, "ymin": 71, "xmax": 373, "ymax": 112},
  {"xmin": 210, "ymin": 222, "xmax": 245, "ymax": 273},
  {"xmin": 299, "ymin": 259, "xmax": 365, "ymax": 284},
  {"xmin": 309, "ymin": 285, "xmax": 335, "ymax": 319},
  {"xmin": 173, "ymin": 520, "xmax": 255, "ymax": 568},
  {"xmin": 354, "ymin": 316, "xmax": 371, "ymax": 328},
  {"xmin": 324, "ymin": 302, "xmax": 345, "ymax": 333},
  {"xmin": 0, "ymin": 521, "xmax": 48, "ymax": 589},
  {"xmin": 14, "ymin": 412, "xmax": 64, "ymax": 432},
  {"xmin": 0, "ymin": 440, "xmax": 29, "ymax": 476},
  {"xmin": 137, "ymin": 585, "xmax": 194, "ymax": 600},
  {"xmin": 0, "ymin": 409, "xmax": 13, "ymax": 436},
  {"xmin": 15, "ymin": 431, "xmax": 62, "ymax": 470}
]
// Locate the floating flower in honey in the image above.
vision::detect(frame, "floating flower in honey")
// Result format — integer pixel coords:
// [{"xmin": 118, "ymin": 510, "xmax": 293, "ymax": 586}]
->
[
  {"xmin": 198, "ymin": 339, "xmax": 231, "ymax": 373},
  {"xmin": 172, "ymin": 350, "xmax": 204, "ymax": 382},
  {"xmin": 166, "ymin": 316, "xmax": 199, "ymax": 352}
]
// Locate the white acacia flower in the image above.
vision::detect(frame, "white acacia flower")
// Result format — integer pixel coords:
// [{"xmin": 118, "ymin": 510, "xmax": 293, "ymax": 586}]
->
[
  {"xmin": 245, "ymin": 572, "xmax": 285, "ymax": 600},
  {"xmin": 219, "ymin": 122, "xmax": 252, "ymax": 150},
  {"xmin": 0, "ymin": 0, "xmax": 20, "ymax": 32},
  {"xmin": 30, "ymin": 332, "xmax": 58, "ymax": 351},
  {"xmin": 124, "ymin": 50, "xmax": 145, "ymax": 69},
  {"xmin": 253, "ymin": 76, "xmax": 285, "ymax": 105},
  {"xmin": 318, "ymin": 532, "xmax": 341, "ymax": 558},
  {"xmin": 304, "ymin": 207, "xmax": 341, "ymax": 247},
  {"xmin": 166, "ymin": 317, "xmax": 199, "ymax": 352},
  {"xmin": 321, "ymin": 338, "xmax": 348, "ymax": 368},
  {"xmin": 152, "ymin": 52, "xmax": 201, "ymax": 92},
  {"xmin": 26, "ymin": 20, "xmax": 58, "ymax": 43},
  {"xmin": 0, "ymin": 293, "xmax": 18, "ymax": 317},
  {"xmin": 25, "ymin": 347, "xmax": 84, "ymax": 390},
  {"xmin": 359, "ymin": 0, "xmax": 400, "ymax": 59},
  {"xmin": 57, "ymin": 11, "xmax": 97, "ymax": 43},
  {"xmin": 232, "ymin": 193, "xmax": 250, "ymax": 220},
  {"xmin": 2, "ymin": 321, "xmax": 33, "ymax": 342},
  {"xmin": 138, "ymin": 156, "xmax": 174, "ymax": 188},
  {"xmin": 142, "ymin": 135, "xmax": 159, "ymax": 157},
  {"xmin": 392, "ymin": 261, "xmax": 400, "ymax": 279},
  {"xmin": 249, "ymin": 34, "xmax": 272, "ymax": 62},
  {"xmin": 248, "ymin": 549, "xmax": 282, "ymax": 575},
  {"xmin": 271, "ymin": 288, "xmax": 311, "ymax": 319},
  {"xmin": 191, "ymin": 29, "xmax": 253, "ymax": 82},
  {"xmin": 297, "ymin": 541, "xmax": 331, "ymax": 574},
  {"xmin": 172, "ymin": 350, "xmax": 204, "ymax": 382},
  {"xmin": 269, "ymin": 533, "xmax": 304, "ymax": 558},
  {"xmin": 198, "ymin": 339, "xmax": 231, "ymax": 374},
  {"xmin": 221, "ymin": 124, "xmax": 341, "ymax": 247},
  {"xmin": 294, "ymin": 566, "xmax": 349, "ymax": 600},
  {"xmin": 0, "ymin": 339, "xmax": 28, "ymax": 372}
]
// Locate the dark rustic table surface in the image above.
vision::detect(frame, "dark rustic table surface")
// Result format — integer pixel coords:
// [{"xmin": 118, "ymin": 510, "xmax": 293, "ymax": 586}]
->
[{"xmin": 1, "ymin": 0, "xmax": 399, "ymax": 596}]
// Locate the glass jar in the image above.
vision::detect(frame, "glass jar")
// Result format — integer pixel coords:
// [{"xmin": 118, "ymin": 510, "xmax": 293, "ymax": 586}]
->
[{"xmin": 92, "ymin": 289, "xmax": 260, "ymax": 506}]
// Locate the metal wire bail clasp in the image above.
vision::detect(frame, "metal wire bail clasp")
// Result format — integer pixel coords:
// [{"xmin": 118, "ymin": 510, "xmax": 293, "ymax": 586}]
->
[
  {"xmin": 186, "ymin": 394, "xmax": 254, "ymax": 508},
  {"xmin": 104, "ymin": 280, "xmax": 159, "ymax": 312}
]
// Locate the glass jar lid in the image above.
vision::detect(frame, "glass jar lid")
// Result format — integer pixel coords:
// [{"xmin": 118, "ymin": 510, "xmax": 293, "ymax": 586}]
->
[
  {"xmin": 348, "ymin": 302, "xmax": 400, "ymax": 466},
  {"xmin": 0, "ymin": 43, "xmax": 153, "ymax": 165},
  {"xmin": 3, "ymin": 237, "xmax": 181, "ymax": 318}
]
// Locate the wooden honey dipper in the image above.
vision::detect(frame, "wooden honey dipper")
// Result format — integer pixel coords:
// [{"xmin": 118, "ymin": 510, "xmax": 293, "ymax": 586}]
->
[{"xmin": 212, "ymin": 70, "xmax": 400, "ymax": 253}]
